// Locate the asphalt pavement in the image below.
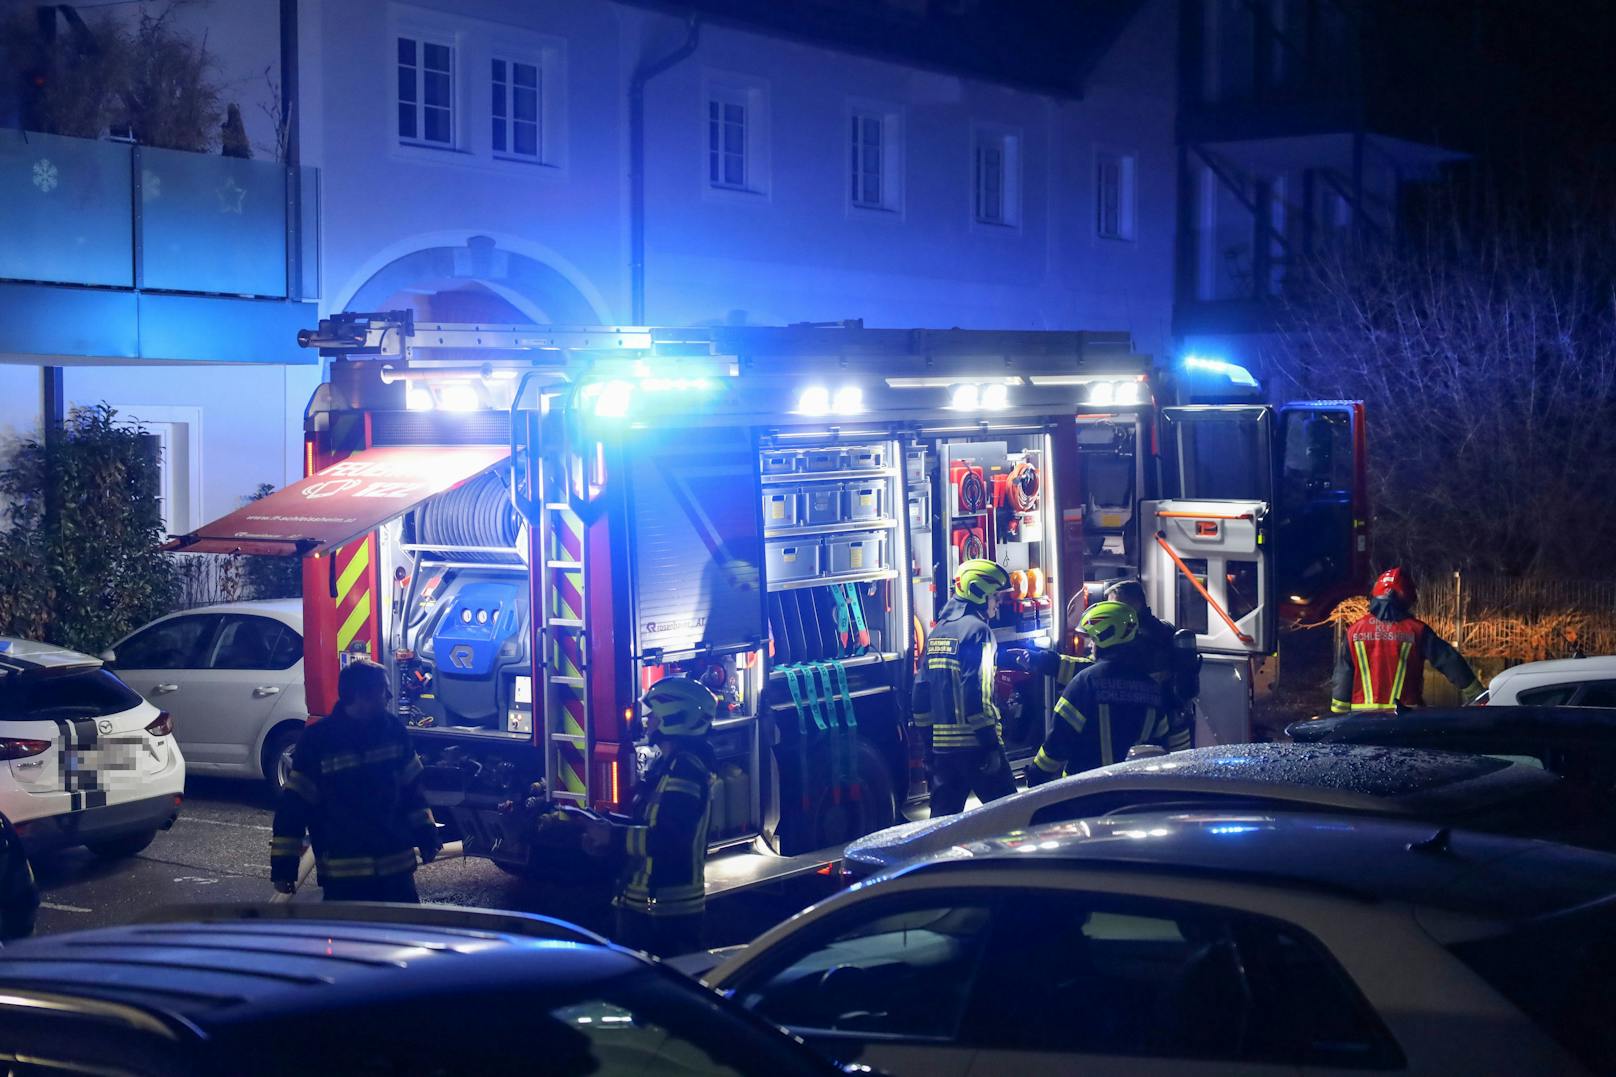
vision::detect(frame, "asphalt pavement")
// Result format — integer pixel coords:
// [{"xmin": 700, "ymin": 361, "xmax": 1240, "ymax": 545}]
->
[{"xmin": 32, "ymin": 777, "xmax": 824, "ymax": 948}]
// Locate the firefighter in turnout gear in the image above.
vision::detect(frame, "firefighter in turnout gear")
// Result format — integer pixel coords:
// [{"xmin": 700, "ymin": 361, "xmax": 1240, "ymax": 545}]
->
[
  {"xmin": 912, "ymin": 558, "xmax": 1018, "ymax": 816},
  {"xmin": 1332, "ymin": 567, "xmax": 1481, "ymax": 713},
  {"xmin": 1025, "ymin": 601, "xmax": 1190, "ymax": 786},
  {"xmin": 582, "ymin": 677, "xmax": 718, "ymax": 959},
  {"xmin": 271, "ymin": 660, "xmax": 441, "ymax": 902}
]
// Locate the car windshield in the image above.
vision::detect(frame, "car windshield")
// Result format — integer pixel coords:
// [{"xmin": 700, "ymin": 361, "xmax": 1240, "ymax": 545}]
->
[
  {"xmin": 1449, "ymin": 898, "xmax": 1616, "ymax": 1072},
  {"xmin": 212, "ymin": 968, "xmax": 829, "ymax": 1077},
  {"xmin": 0, "ymin": 668, "xmax": 145, "ymax": 722}
]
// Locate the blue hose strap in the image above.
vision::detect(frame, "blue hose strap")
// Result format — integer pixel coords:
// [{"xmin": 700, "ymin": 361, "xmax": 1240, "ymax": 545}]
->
[
  {"xmin": 830, "ymin": 585, "xmax": 852, "ymax": 655},
  {"xmin": 844, "ymin": 583, "xmax": 870, "ymax": 654},
  {"xmin": 830, "ymin": 659, "xmax": 860, "ymax": 800}
]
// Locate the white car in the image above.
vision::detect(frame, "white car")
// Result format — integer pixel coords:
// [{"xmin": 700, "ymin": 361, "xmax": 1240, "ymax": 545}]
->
[
  {"xmin": 0, "ymin": 638, "xmax": 185, "ymax": 858},
  {"xmin": 107, "ymin": 600, "xmax": 307, "ymax": 792},
  {"xmin": 841, "ymin": 743, "xmax": 1605, "ymax": 878},
  {"xmin": 1475, "ymin": 655, "xmax": 1616, "ymax": 707},
  {"xmin": 707, "ymin": 811, "xmax": 1616, "ymax": 1075}
]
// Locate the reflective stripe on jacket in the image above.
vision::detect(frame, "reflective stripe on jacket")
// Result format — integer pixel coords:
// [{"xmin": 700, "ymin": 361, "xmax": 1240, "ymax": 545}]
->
[
  {"xmin": 910, "ymin": 599, "xmax": 1000, "ymax": 753},
  {"xmin": 614, "ymin": 742, "xmax": 715, "ymax": 918},
  {"xmin": 1033, "ymin": 646, "xmax": 1183, "ymax": 777},
  {"xmin": 1330, "ymin": 599, "xmax": 1478, "ymax": 713},
  {"xmin": 270, "ymin": 704, "xmax": 437, "ymax": 886}
]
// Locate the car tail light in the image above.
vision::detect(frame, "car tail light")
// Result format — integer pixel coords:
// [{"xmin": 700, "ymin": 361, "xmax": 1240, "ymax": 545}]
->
[
  {"xmin": 145, "ymin": 711, "xmax": 174, "ymax": 737},
  {"xmin": 0, "ymin": 738, "xmax": 52, "ymax": 761}
]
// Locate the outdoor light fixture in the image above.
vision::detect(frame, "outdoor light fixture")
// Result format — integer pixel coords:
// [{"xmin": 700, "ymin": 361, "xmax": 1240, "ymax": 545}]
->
[
  {"xmin": 591, "ymin": 380, "xmax": 634, "ymax": 419},
  {"xmin": 438, "ymin": 383, "xmax": 481, "ymax": 412},
  {"xmin": 981, "ymin": 383, "xmax": 1010, "ymax": 410},
  {"xmin": 797, "ymin": 385, "xmax": 831, "ymax": 416},
  {"xmin": 405, "ymin": 386, "xmax": 436, "ymax": 412},
  {"xmin": 1088, "ymin": 381, "xmax": 1117, "ymax": 406},
  {"xmin": 1112, "ymin": 381, "xmax": 1143, "ymax": 405},
  {"xmin": 950, "ymin": 384, "xmax": 981, "ymax": 411},
  {"xmin": 832, "ymin": 385, "xmax": 865, "ymax": 415}
]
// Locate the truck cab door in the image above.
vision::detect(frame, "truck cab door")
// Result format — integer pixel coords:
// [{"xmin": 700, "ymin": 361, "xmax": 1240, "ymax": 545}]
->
[
  {"xmin": 1140, "ymin": 405, "xmax": 1275, "ymax": 657},
  {"xmin": 1274, "ymin": 402, "xmax": 1368, "ymax": 625}
]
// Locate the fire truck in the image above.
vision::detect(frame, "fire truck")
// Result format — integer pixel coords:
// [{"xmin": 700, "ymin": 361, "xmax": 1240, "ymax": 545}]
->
[{"xmin": 171, "ymin": 314, "xmax": 1366, "ymax": 889}]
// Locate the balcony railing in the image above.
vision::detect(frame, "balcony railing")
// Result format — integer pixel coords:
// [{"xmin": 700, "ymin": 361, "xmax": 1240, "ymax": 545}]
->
[{"xmin": 0, "ymin": 129, "xmax": 317, "ymax": 301}]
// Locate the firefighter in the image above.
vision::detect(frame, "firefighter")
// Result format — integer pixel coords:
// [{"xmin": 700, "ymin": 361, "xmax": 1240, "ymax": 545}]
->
[
  {"xmin": 1025, "ymin": 600, "xmax": 1190, "ymax": 786},
  {"xmin": 271, "ymin": 659, "xmax": 441, "ymax": 902},
  {"xmin": 1331, "ymin": 567, "xmax": 1481, "ymax": 713},
  {"xmin": 912, "ymin": 558, "xmax": 1017, "ymax": 816},
  {"xmin": 0, "ymin": 812, "xmax": 38, "ymax": 943},
  {"xmin": 581, "ymin": 677, "xmax": 718, "ymax": 959},
  {"xmin": 1104, "ymin": 577, "xmax": 1201, "ymax": 713}
]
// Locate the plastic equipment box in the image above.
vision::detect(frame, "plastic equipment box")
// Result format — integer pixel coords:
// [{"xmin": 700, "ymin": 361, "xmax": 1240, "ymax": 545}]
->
[
  {"xmin": 766, "ymin": 540, "xmax": 821, "ymax": 582},
  {"xmin": 825, "ymin": 531, "xmax": 888, "ymax": 574}
]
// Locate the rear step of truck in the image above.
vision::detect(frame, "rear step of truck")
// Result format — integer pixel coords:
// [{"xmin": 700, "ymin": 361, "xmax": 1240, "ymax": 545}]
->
[{"xmin": 704, "ymin": 840, "xmax": 846, "ymax": 898}]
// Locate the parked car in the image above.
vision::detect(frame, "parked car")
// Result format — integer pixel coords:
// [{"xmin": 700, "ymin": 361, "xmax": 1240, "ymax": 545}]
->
[
  {"xmin": 0, "ymin": 903, "xmax": 854, "ymax": 1076},
  {"xmin": 0, "ymin": 638, "xmax": 184, "ymax": 859},
  {"xmin": 107, "ymin": 600, "xmax": 307, "ymax": 793},
  {"xmin": 1288, "ymin": 705, "xmax": 1616, "ymax": 791},
  {"xmin": 841, "ymin": 743, "xmax": 1612, "ymax": 880},
  {"xmin": 1472, "ymin": 655, "xmax": 1616, "ymax": 707},
  {"xmin": 707, "ymin": 811, "xmax": 1616, "ymax": 1075}
]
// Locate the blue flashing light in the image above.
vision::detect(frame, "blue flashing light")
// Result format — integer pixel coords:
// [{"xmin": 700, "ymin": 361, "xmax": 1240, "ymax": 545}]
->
[
  {"xmin": 591, "ymin": 380, "xmax": 634, "ymax": 419},
  {"xmin": 1183, "ymin": 355, "xmax": 1259, "ymax": 389},
  {"xmin": 1207, "ymin": 824, "xmax": 1261, "ymax": 836},
  {"xmin": 0, "ymin": 640, "xmax": 10, "ymax": 653}
]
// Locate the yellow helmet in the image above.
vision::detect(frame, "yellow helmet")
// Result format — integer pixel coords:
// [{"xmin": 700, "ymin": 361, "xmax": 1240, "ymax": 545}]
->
[
  {"xmin": 954, "ymin": 558, "xmax": 1010, "ymax": 605},
  {"xmin": 1078, "ymin": 600, "xmax": 1139, "ymax": 649},
  {"xmin": 640, "ymin": 677, "xmax": 719, "ymax": 737}
]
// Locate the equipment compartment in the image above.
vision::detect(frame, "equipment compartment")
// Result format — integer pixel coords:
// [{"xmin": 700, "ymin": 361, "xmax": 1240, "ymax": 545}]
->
[
  {"xmin": 802, "ymin": 485, "xmax": 844, "ymax": 525},
  {"xmin": 844, "ymin": 480, "xmax": 885, "ymax": 522},
  {"xmin": 763, "ymin": 489, "xmax": 801, "ymax": 529}
]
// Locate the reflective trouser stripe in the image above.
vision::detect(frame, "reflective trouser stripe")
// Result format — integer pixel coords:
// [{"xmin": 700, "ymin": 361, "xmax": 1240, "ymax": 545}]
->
[
  {"xmin": 283, "ymin": 771, "xmax": 319, "ymax": 803},
  {"xmin": 319, "ymin": 850, "xmax": 417, "ymax": 879},
  {"xmin": 1354, "ymin": 641, "xmax": 1374, "ymax": 705},
  {"xmin": 1099, "ymin": 703, "xmax": 1114, "ymax": 766},
  {"xmin": 269, "ymin": 836, "xmax": 303, "ymax": 857},
  {"xmin": 616, "ymin": 883, "xmax": 705, "ymax": 916},
  {"xmin": 1033, "ymin": 748, "xmax": 1063, "ymax": 774}
]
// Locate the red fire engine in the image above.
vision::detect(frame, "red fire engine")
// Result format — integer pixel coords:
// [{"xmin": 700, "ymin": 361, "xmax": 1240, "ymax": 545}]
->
[{"xmin": 172, "ymin": 315, "xmax": 1365, "ymax": 888}]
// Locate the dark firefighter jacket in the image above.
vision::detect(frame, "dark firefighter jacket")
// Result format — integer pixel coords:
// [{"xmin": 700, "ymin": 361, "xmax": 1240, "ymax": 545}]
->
[
  {"xmin": 270, "ymin": 705, "xmax": 437, "ymax": 886},
  {"xmin": 614, "ymin": 738, "xmax": 716, "ymax": 919},
  {"xmin": 0, "ymin": 813, "xmax": 38, "ymax": 942},
  {"xmin": 1032, "ymin": 608, "xmax": 1199, "ymax": 711},
  {"xmin": 1032, "ymin": 642, "xmax": 1190, "ymax": 778},
  {"xmin": 911, "ymin": 598, "xmax": 1001, "ymax": 754},
  {"xmin": 1331, "ymin": 596, "xmax": 1479, "ymax": 713}
]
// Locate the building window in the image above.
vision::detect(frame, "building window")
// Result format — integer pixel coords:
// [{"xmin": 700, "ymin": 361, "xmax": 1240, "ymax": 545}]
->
[
  {"xmin": 851, "ymin": 114, "xmax": 883, "ymax": 207},
  {"xmin": 1097, "ymin": 152, "xmax": 1137, "ymax": 240},
  {"xmin": 398, "ymin": 35, "xmax": 455, "ymax": 146},
  {"xmin": 492, "ymin": 57, "xmax": 540, "ymax": 161},
  {"xmin": 974, "ymin": 129, "xmax": 1020, "ymax": 227},
  {"xmin": 708, "ymin": 93, "xmax": 748, "ymax": 190}
]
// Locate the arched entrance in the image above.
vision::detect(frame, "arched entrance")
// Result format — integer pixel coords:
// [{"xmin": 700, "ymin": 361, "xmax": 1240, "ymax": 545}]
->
[{"xmin": 344, "ymin": 235, "xmax": 605, "ymax": 325}]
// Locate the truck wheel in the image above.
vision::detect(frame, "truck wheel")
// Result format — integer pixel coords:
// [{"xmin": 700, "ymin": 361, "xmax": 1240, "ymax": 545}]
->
[
  {"xmin": 87, "ymin": 829, "xmax": 157, "ymax": 860},
  {"xmin": 261, "ymin": 723, "xmax": 303, "ymax": 798},
  {"xmin": 812, "ymin": 737, "xmax": 897, "ymax": 849}
]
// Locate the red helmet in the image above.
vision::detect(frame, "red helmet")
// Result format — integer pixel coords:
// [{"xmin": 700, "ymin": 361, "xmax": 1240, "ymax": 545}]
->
[{"xmin": 1371, "ymin": 567, "xmax": 1416, "ymax": 606}]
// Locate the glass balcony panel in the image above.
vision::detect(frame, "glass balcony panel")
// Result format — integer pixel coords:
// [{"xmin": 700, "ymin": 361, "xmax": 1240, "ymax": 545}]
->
[
  {"xmin": 0, "ymin": 130, "xmax": 134, "ymax": 287},
  {"xmin": 140, "ymin": 146, "xmax": 288, "ymax": 298}
]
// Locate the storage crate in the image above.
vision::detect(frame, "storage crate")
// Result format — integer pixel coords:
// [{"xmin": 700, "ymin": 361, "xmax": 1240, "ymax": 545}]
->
[
  {"xmin": 804, "ymin": 449, "xmax": 846, "ymax": 472},
  {"xmin": 908, "ymin": 489, "xmax": 931, "ymax": 529},
  {"xmin": 847, "ymin": 445, "xmax": 887, "ymax": 471},
  {"xmin": 905, "ymin": 450, "xmax": 927, "ymax": 483},
  {"xmin": 844, "ymin": 480, "xmax": 885, "ymax": 522},
  {"xmin": 825, "ymin": 531, "xmax": 888, "ymax": 575},
  {"xmin": 765, "ymin": 540, "xmax": 821, "ymax": 582},
  {"xmin": 761, "ymin": 452, "xmax": 801, "ymax": 475},
  {"xmin": 762, "ymin": 489, "xmax": 801, "ymax": 529},
  {"xmin": 802, "ymin": 485, "xmax": 843, "ymax": 525}
]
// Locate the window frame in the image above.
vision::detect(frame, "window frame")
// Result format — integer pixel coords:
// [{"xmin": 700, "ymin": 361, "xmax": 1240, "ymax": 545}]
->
[
  {"xmin": 490, "ymin": 54, "xmax": 542, "ymax": 163},
  {"xmin": 395, "ymin": 30, "xmax": 459, "ymax": 150},
  {"xmin": 971, "ymin": 125, "xmax": 1022, "ymax": 230},
  {"xmin": 701, "ymin": 73, "xmax": 771, "ymax": 201},
  {"xmin": 846, "ymin": 101, "xmax": 905, "ymax": 217},
  {"xmin": 206, "ymin": 615, "xmax": 303, "ymax": 672},
  {"xmin": 1095, "ymin": 149, "xmax": 1138, "ymax": 242}
]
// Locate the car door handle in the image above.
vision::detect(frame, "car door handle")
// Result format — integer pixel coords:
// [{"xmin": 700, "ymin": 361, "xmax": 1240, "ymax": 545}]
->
[
  {"xmin": 154, "ymin": 683, "xmax": 180, "ymax": 694},
  {"xmin": 253, "ymin": 686, "xmax": 282, "ymax": 697}
]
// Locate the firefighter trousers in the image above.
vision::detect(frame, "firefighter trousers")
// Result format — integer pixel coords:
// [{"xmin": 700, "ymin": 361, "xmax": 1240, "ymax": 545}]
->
[
  {"xmin": 928, "ymin": 747, "xmax": 1016, "ymax": 816},
  {"xmin": 615, "ymin": 907, "xmax": 704, "ymax": 959},
  {"xmin": 321, "ymin": 872, "xmax": 420, "ymax": 903}
]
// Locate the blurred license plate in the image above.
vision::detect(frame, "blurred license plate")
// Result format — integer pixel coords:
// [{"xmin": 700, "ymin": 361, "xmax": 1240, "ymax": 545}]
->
[{"xmin": 67, "ymin": 738, "xmax": 143, "ymax": 774}]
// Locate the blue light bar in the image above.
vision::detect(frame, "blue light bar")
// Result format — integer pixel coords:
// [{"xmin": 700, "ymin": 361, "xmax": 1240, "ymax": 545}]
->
[{"xmin": 1183, "ymin": 355, "xmax": 1259, "ymax": 389}]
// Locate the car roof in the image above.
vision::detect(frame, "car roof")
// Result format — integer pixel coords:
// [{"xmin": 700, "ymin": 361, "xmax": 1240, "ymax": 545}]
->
[
  {"xmin": 906, "ymin": 810, "xmax": 1616, "ymax": 919},
  {"xmin": 0, "ymin": 904, "xmax": 638, "ymax": 1034},
  {"xmin": 0, "ymin": 637, "xmax": 100, "ymax": 675},
  {"xmin": 161, "ymin": 599, "xmax": 304, "ymax": 622},
  {"xmin": 1493, "ymin": 656, "xmax": 1616, "ymax": 683},
  {"xmin": 1290, "ymin": 706, "xmax": 1616, "ymax": 745},
  {"xmin": 845, "ymin": 743, "xmax": 1555, "ymax": 861}
]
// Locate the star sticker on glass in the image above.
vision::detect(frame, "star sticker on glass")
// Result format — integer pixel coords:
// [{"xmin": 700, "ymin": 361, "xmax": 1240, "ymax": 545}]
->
[{"xmin": 217, "ymin": 176, "xmax": 247, "ymax": 214}]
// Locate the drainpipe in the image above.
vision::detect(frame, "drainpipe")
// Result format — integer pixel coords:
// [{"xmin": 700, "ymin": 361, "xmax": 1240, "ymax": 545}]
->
[{"xmin": 629, "ymin": 17, "xmax": 700, "ymax": 325}]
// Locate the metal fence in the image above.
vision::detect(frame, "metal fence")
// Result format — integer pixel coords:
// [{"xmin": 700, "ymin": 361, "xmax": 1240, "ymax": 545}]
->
[{"xmin": 1328, "ymin": 572, "xmax": 1616, "ymax": 663}]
